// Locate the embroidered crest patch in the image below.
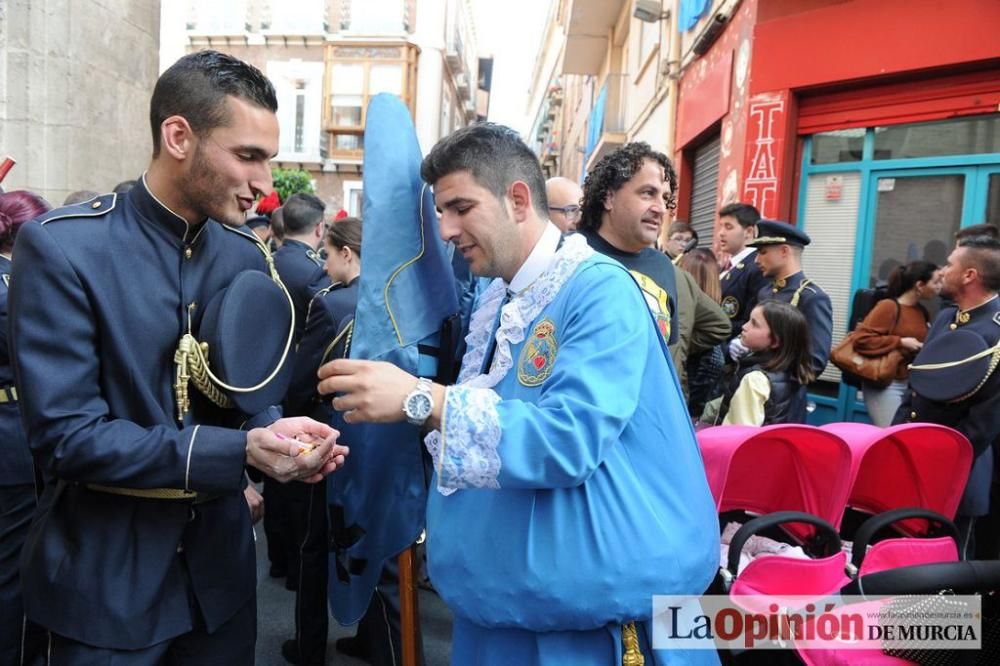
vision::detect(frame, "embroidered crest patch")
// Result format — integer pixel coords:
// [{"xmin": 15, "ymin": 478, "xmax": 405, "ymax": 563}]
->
[
  {"xmin": 722, "ymin": 295, "xmax": 739, "ymax": 319},
  {"xmin": 518, "ymin": 319, "xmax": 557, "ymax": 387}
]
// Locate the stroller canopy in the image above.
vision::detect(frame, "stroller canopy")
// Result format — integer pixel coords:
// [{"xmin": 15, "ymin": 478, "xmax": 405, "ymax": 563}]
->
[
  {"xmin": 822, "ymin": 422, "xmax": 972, "ymax": 520},
  {"xmin": 698, "ymin": 424, "xmax": 852, "ymax": 527}
]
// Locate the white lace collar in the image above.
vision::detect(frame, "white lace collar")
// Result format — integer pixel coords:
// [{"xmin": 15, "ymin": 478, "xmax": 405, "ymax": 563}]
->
[{"xmin": 456, "ymin": 232, "xmax": 594, "ymax": 388}]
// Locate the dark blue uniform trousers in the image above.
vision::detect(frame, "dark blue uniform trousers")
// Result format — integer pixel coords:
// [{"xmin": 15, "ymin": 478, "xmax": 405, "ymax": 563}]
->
[
  {"xmin": 1, "ymin": 483, "xmax": 45, "ymax": 665},
  {"xmin": 47, "ymin": 555, "xmax": 256, "ymax": 665}
]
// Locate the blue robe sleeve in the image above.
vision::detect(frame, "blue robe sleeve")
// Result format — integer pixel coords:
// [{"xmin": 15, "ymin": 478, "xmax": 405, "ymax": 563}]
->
[
  {"xmin": 429, "ymin": 263, "xmax": 656, "ymax": 491},
  {"xmin": 9, "ymin": 222, "xmax": 247, "ymax": 493}
]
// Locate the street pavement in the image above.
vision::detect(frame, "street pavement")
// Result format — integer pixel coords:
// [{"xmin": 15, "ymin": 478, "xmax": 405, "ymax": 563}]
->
[{"xmin": 253, "ymin": 520, "xmax": 453, "ymax": 665}]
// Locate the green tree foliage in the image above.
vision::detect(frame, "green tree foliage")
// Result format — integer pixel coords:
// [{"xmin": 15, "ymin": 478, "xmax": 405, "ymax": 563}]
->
[{"xmin": 271, "ymin": 167, "xmax": 316, "ymax": 203}]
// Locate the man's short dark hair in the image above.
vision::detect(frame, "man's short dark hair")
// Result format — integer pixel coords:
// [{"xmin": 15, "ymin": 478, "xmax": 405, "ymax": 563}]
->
[
  {"xmin": 281, "ymin": 193, "xmax": 325, "ymax": 235},
  {"xmin": 957, "ymin": 236, "xmax": 1000, "ymax": 292},
  {"xmin": 955, "ymin": 223, "xmax": 999, "ymax": 241},
  {"xmin": 420, "ymin": 122, "xmax": 548, "ymax": 214},
  {"xmin": 578, "ymin": 142, "xmax": 677, "ymax": 233},
  {"xmin": 112, "ymin": 180, "xmax": 138, "ymax": 194},
  {"xmin": 63, "ymin": 190, "xmax": 99, "ymax": 205},
  {"xmin": 150, "ymin": 50, "xmax": 278, "ymax": 157},
  {"xmin": 718, "ymin": 202, "xmax": 761, "ymax": 228}
]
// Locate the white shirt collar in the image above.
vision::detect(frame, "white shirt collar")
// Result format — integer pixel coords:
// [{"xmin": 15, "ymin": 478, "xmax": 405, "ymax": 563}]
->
[
  {"xmin": 730, "ymin": 245, "xmax": 756, "ymax": 266},
  {"xmin": 508, "ymin": 222, "xmax": 562, "ymax": 294}
]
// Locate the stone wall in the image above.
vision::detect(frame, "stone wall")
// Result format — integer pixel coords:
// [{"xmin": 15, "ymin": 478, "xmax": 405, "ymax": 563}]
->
[{"xmin": 0, "ymin": 0, "xmax": 160, "ymax": 204}]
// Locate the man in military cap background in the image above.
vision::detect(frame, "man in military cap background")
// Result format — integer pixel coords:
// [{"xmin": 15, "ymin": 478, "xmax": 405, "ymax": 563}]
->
[
  {"xmin": 716, "ymin": 203, "xmax": 768, "ymax": 357},
  {"xmin": 8, "ymin": 50, "xmax": 348, "ymax": 663},
  {"xmin": 748, "ymin": 219, "xmax": 834, "ymax": 378},
  {"xmin": 896, "ymin": 235, "xmax": 1000, "ymax": 558}
]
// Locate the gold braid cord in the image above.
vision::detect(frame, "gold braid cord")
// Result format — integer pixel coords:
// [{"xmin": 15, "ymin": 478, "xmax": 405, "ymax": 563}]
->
[
  {"xmin": 172, "ymin": 236, "xmax": 294, "ymax": 422},
  {"xmin": 320, "ymin": 320, "xmax": 355, "ymax": 367},
  {"xmin": 175, "ymin": 335, "xmax": 233, "ymax": 421},
  {"xmin": 622, "ymin": 622, "xmax": 645, "ymax": 666},
  {"xmin": 909, "ymin": 341, "xmax": 1000, "ymax": 404}
]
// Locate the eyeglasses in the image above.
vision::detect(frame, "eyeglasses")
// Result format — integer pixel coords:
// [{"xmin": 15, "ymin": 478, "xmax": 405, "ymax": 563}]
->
[{"xmin": 549, "ymin": 205, "xmax": 582, "ymax": 221}]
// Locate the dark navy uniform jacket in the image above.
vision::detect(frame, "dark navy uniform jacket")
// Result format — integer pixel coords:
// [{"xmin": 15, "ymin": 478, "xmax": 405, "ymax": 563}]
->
[
  {"xmin": 0, "ymin": 255, "xmax": 32, "ymax": 486},
  {"xmin": 285, "ymin": 278, "xmax": 359, "ymax": 419},
  {"xmin": 720, "ymin": 249, "xmax": 768, "ymax": 341},
  {"xmin": 757, "ymin": 270, "xmax": 833, "ymax": 377},
  {"xmin": 8, "ymin": 181, "xmax": 278, "ymax": 649},
  {"xmin": 273, "ymin": 238, "xmax": 330, "ymax": 341},
  {"xmin": 894, "ymin": 297, "xmax": 1000, "ymax": 516}
]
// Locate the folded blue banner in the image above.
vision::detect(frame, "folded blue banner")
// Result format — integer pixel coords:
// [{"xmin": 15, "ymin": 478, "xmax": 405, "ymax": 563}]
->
[
  {"xmin": 679, "ymin": 0, "xmax": 710, "ymax": 32},
  {"xmin": 327, "ymin": 93, "xmax": 460, "ymax": 624}
]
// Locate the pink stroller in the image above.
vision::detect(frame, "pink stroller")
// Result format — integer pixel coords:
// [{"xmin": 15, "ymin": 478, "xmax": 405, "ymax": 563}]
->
[
  {"xmin": 698, "ymin": 425, "xmax": 854, "ymax": 600},
  {"xmin": 824, "ymin": 422, "xmax": 973, "ymax": 579},
  {"xmin": 794, "ymin": 423, "xmax": 978, "ymax": 665}
]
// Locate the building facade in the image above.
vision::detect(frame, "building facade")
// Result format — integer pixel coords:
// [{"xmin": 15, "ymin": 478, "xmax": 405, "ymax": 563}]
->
[
  {"xmin": 175, "ymin": 0, "xmax": 486, "ymax": 212},
  {"xmin": 673, "ymin": 0, "xmax": 999, "ymax": 422},
  {"xmin": 528, "ymin": 0, "xmax": 1000, "ymax": 423},
  {"xmin": 526, "ymin": 0, "xmax": 679, "ymax": 187},
  {"xmin": 1, "ymin": 0, "xmax": 161, "ymax": 203}
]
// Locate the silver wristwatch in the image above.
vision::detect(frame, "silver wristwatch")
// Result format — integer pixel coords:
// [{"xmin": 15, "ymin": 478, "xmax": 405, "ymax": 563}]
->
[{"xmin": 402, "ymin": 377, "xmax": 434, "ymax": 426}]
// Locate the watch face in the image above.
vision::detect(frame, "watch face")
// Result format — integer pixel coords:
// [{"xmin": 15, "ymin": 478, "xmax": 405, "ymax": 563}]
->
[{"xmin": 408, "ymin": 394, "xmax": 432, "ymax": 419}]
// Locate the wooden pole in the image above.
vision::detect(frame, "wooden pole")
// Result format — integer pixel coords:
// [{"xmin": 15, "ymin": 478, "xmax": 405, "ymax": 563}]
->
[{"xmin": 398, "ymin": 543, "xmax": 422, "ymax": 666}]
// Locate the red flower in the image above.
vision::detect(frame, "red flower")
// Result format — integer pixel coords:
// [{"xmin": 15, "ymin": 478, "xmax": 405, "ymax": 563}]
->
[{"xmin": 255, "ymin": 191, "xmax": 281, "ymax": 215}]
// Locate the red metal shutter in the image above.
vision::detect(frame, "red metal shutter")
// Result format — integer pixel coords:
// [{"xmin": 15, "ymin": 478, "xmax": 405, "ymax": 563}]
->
[{"xmin": 797, "ymin": 68, "xmax": 1000, "ymax": 135}]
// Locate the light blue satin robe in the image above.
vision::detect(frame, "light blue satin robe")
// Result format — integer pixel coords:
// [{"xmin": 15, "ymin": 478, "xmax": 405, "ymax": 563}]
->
[{"xmin": 425, "ymin": 248, "xmax": 720, "ymax": 665}]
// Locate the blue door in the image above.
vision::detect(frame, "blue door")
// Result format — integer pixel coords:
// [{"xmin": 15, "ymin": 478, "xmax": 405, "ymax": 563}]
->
[{"xmin": 807, "ymin": 164, "xmax": 998, "ymax": 424}]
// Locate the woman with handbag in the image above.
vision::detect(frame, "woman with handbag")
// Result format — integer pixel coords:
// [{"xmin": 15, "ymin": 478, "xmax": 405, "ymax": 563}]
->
[{"xmin": 852, "ymin": 260, "xmax": 940, "ymax": 426}]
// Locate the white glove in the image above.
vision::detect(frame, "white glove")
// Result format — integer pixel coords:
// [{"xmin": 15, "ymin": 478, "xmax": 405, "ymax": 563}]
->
[{"xmin": 728, "ymin": 336, "xmax": 750, "ymax": 359}]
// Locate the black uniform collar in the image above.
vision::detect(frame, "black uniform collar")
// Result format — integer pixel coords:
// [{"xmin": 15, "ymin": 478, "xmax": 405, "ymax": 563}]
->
[{"xmin": 130, "ymin": 175, "xmax": 208, "ymax": 244}]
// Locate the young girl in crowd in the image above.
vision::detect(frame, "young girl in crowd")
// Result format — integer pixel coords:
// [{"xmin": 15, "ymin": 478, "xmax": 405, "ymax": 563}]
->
[
  {"xmin": 701, "ymin": 300, "xmax": 814, "ymax": 426},
  {"xmin": 853, "ymin": 260, "xmax": 939, "ymax": 426}
]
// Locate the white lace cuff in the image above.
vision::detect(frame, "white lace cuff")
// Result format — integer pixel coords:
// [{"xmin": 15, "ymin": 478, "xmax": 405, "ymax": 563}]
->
[{"xmin": 423, "ymin": 386, "xmax": 502, "ymax": 496}]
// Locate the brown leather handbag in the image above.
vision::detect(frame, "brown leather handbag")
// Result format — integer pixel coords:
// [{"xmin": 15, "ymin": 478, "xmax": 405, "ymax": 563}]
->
[{"xmin": 831, "ymin": 301, "xmax": 906, "ymax": 388}]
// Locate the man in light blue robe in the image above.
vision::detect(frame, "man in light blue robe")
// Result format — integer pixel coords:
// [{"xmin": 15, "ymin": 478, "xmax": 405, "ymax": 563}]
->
[{"xmin": 318, "ymin": 123, "xmax": 720, "ymax": 664}]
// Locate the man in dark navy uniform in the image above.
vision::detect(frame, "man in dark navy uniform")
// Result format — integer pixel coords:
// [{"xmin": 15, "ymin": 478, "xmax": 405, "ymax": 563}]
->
[
  {"xmin": 0, "ymin": 190, "xmax": 50, "ymax": 666},
  {"xmin": 266, "ymin": 191, "xmax": 332, "ymax": 595},
  {"xmin": 748, "ymin": 220, "xmax": 834, "ymax": 378},
  {"xmin": 716, "ymin": 203, "xmax": 768, "ymax": 357},
  {"xmin": 8, "ymin": 50, "xmax": 348, "ymax": 663},
  {"xmin": 273, "ymin": 192, "xmax": 331, "ymax": 341},
  {"xmin": 895, "ymin": 236, "xmax": 1000, "ymax": 559}
]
